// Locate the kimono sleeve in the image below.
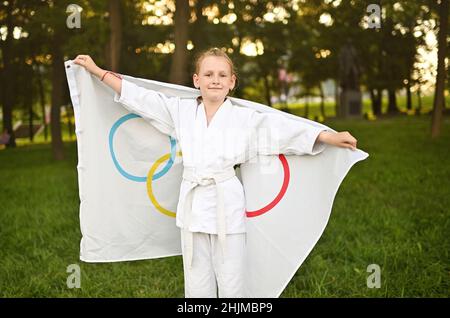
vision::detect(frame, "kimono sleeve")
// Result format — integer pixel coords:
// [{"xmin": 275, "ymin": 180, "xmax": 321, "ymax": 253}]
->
[
  {"xmin": 248, "ymin": 110, "xmax": 328, "ymax": 156},
  {"xmin": 113, "ymin": 79, "xmax": 179, "ymax": 136}
]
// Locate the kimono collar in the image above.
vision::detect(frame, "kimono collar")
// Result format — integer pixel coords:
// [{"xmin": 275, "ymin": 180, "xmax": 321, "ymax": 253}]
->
[
  {"xmin": 196, "ymin": 97, "xmax": 232, "ymax": 129},
  {"xmin": 196, "ymin": 95, "xmax": 231, "ymax": 107}
]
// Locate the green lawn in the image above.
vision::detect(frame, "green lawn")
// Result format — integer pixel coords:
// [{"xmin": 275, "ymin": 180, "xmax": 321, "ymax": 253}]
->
[{"xmin": 0, "ymin": 115, "xmax": 449, "ymax": 297}]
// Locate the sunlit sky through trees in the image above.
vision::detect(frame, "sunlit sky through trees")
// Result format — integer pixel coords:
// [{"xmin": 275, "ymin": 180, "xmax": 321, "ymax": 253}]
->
[{"xmin": 0, "ymin": 0, "xmax": 444, "ymax": 93}]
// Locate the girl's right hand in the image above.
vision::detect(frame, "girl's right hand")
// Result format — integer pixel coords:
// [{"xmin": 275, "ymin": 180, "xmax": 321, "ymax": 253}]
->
[
  {"xmin": 73, "ymin": 55, "xmax": 103, "ymax": 78},
  {"xmin": 318, "ymin": 130, "xmax": 358, "ymax": 151}
]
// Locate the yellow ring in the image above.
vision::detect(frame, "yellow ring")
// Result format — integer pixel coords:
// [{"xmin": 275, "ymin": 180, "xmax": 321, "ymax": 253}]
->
[{"xmin": 146, "ymin": 151, "xmax": 183, "ymax": 218}]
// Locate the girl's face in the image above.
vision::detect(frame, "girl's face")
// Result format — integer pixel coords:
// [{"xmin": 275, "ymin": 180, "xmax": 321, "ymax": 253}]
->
[{"xmin": 193, "ymin": 56, "xmax": 236, "ymax": 104}]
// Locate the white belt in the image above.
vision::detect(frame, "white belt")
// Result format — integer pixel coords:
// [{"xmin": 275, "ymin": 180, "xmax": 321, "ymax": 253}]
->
[{"xmin": 182, "ymin": 167, "xmax": 236, "ymax": 269}]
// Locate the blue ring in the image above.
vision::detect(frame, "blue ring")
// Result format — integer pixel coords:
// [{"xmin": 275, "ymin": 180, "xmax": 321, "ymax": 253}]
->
[{"xmin": 109, "ymin": 113, "xmax": 176, "ymax": 182}]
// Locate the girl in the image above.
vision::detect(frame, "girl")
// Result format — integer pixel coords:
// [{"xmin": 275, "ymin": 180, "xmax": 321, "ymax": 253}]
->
[{"xmin": 73, "ymin": 48, "xmax": 357, "ymax": 298}]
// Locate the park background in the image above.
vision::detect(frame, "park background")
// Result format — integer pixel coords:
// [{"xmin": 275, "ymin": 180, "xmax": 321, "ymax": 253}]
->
[{"xmin": 0, "ymin": 0, "xmax": 449, "ymax": 297}]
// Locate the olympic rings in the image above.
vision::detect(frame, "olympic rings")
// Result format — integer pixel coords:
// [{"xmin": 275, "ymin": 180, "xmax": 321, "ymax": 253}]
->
[
  {"xmin": 245, "ymin": 154, "xmax": 290, "ymax": 218},
  {"xmin": 110, "ymin": 114, "xmax": 290, "ymax": 219}
]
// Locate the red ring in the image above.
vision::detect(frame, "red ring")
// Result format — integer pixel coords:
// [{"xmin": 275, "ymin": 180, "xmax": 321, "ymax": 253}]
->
[{"xmin": 245, "ymin": 154, "xmax": 290, "ymax": 218}]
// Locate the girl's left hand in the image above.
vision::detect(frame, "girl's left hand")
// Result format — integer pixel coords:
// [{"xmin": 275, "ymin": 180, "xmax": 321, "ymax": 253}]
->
[{"xmin": 318, "ymin": 131, "xmax": 358, "ymax": 151}]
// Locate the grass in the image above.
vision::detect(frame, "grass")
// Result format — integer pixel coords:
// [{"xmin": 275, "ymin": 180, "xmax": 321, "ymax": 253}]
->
[{"xmin": 0, "ymin": 115, "xmax": 449, "ymax": 297}]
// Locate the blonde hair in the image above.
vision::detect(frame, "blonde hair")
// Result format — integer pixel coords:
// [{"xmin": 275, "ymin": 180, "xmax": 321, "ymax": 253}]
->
[{"xmin": 193, "ymin": 47, "xmax": 238, "ymax": 94}]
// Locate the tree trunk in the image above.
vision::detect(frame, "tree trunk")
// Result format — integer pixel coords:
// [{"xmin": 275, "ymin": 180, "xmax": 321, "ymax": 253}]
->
[
  {"xmin": 431, "ymin": 0, "xmax": 449, "ymax": 138},
  {"xmin": 50, "ymin": 38, "xmax": 65, "ymax": 160},
  {"xmin": 319, "ymin": 83, "xmax": 325, "ymax": 118},
  {"xmin": 387, "ymin": 88, "xmax": 398, "ymax": 114},
  {"xmin": 25, "ymin": 66, "xmax": 34, "ymax": 142},
  {"xmin": 108, "ymin": 0, "xmax": 122, "ymax": 72},
  {"xmin": 334, "ymin": 79, "xmax": 339, "ymax": 117},
  {"xmin": 66, "ymin": 105, "xmax": 73, "ymax": 140},
  {"xmin": 170, "ymin": 0, "xmax": 190, "ymax": 85},
  {"xmin": 36, "ymin": 63, "xmax": 48, "ymax": 141},
  {"xmin": 370, "ymin": 88, "xmax": 382, "ymax": 115},
  {"xmin": 406, "ymin": 80, "xmax": 412, "ymax": 111},
  {"xmin": 304, "ymin": 92, "xmax": 309, "ymax": 118},
  {"xmin": 417, "ymin": 86, "xmax": 422, "ymax": 114},
  {"xmin": 263, "ymin": 74, "xmax": 272, "ymax": 107},
  {"xmin": 191, "ymin": 0, "xmax": 207, "ymax": 56},
  {"xmin": 1, "ymin": 1, "xmax": 16, "ymax": 148}
]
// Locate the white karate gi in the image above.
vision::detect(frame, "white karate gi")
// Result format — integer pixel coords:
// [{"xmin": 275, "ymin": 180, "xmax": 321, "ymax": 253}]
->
[{"xmin": 114, "ymin": 79, "xmax": 327, "ymax": 297}]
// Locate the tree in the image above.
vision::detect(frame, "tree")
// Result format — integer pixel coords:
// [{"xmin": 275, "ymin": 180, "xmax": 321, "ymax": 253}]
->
[
  {"xmin": 0, "ymin": 0, "xmax": 17, "ymax": 147},
  {"xmin": 107, "ymin": 0, "xmax": 122, "ymax": 72},
  {"xmin": 170, "ymin": 0, "xmax": 189, "ymax": 85},
  {"xmin": 431, "ymin": 0, "xmax": 449, "ymax": 137}
]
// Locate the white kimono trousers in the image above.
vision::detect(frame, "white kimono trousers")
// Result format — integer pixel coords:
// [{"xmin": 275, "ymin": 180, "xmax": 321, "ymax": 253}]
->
[{"xmin": 114, "ymin": 79, "xmax": 327, "ymax": 267}]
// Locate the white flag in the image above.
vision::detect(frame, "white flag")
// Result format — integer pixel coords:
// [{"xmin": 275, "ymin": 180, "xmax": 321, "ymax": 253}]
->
[{"xmin": 65, "ymin": 60, "xmax": 368, "ymax": 297}]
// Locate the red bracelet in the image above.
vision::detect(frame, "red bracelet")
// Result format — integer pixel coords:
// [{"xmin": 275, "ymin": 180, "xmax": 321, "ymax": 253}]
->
[{"xmin": 101, "ymin": 71, "xmax": 122, "ymax": 81}]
